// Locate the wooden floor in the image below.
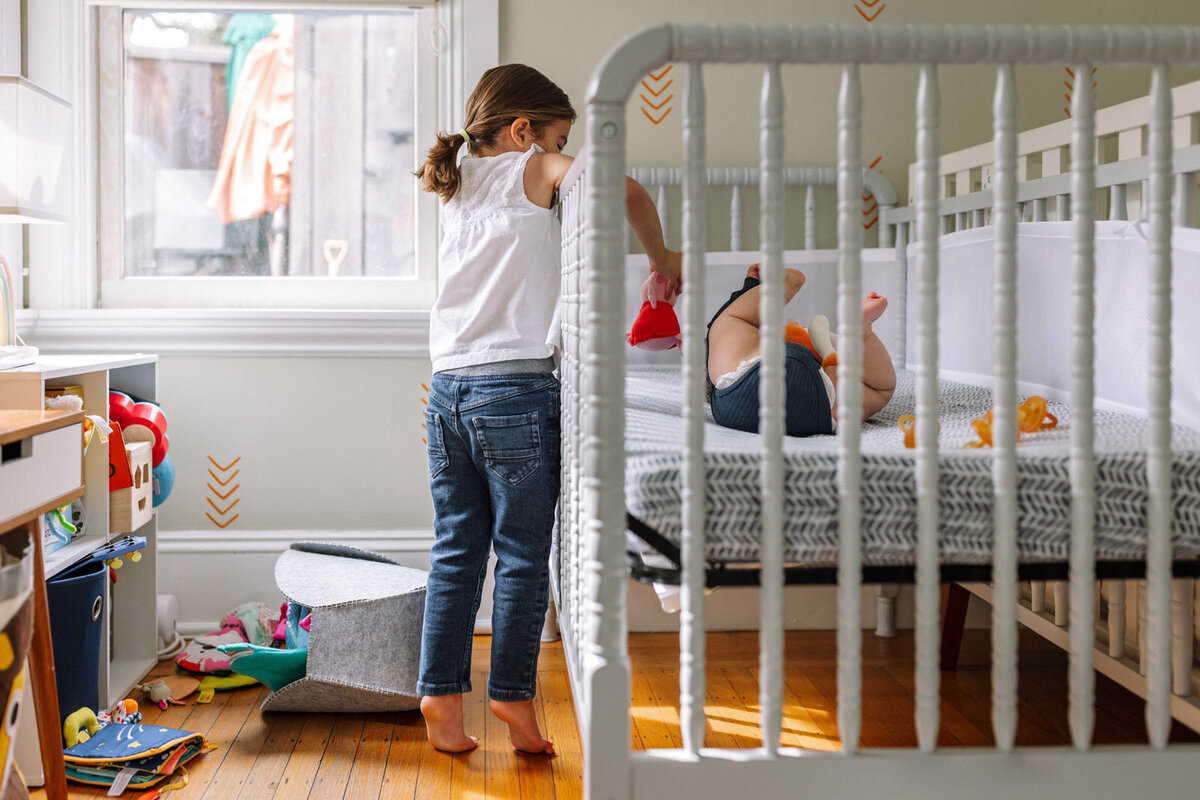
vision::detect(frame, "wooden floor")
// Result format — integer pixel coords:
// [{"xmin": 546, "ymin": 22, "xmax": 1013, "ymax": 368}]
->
[{"xmin": 34, "ymin": 628, "xmax": 1200, "ymax": 799}]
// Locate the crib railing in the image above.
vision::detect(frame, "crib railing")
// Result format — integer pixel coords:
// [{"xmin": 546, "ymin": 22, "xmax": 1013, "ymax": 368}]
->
[
  {"xmin": 559, "ymin": 23, "xmax": 1200, "ymax": 800},
  {"xmin": 894, "ymin": 78, "xmax": 1200, "ymax": 232},
  {"xmin": 881, "ymin": 142, "xmax": 1200, "ymax": 235},
  {"xmin": 628, "ymin": 166, "xmax": 898, "ymax": 251}
]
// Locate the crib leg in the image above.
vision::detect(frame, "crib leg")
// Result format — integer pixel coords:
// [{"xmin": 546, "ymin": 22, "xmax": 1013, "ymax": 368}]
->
[
  {"xmin": 940, "ymin": 583, "xmax": 971, "ymax": 670},
  {"xmin": 1139, "ymin": 580, "xmax": 1148, "ymax": 676},
  {"xmin": 1053, "ymin": 581, "xmax": 1069, "ymax": 627},
  {"xmin": 1172, "ymin": 579, "xmax": 1193, "ymax": 697},
  {"xmin": 1031, "ymin": 580, "xmax": 1046, "ymax": 613},
  {"xmin": 1105, "ymin": 580, "xmax": 1127, "ymax": 659},
  {"xmin": 875, "ymin": 584, "xmax": 899, "ymax": 638}
]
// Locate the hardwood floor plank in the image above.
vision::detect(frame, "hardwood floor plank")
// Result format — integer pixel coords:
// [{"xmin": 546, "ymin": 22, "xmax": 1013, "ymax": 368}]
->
[
  {"xmin": 306, "ymin": 715, "xmax": 365, "ymax": 800},
  {"xmin": 342, "ymin": 717, "xmax": 395, "ymax": 800},
  {"xmin": 235, "ymin": 712, "xmax": 309, "ymax": 800},
  {"xmin": 185, "ymin": 685, "xmax": 269, "ymax": 799},
  {"xmin": 450, "ymin": 672, "xmax": 487, "ymax": 797},
  {"xmin": 198, "ymin": 687, "xmax": 276, "ymax": 800},
  {"xmin": 273, "ymin": 714, "xmax": 337, "ymax": 800},
  {"xmin": 541, "ymin": 670, "xmax": 582, "ymax": 800},
  {"xmin": 484, "ymin": 685, "xmax": 522, "ymax": 800},
  {"xmin": 515, "ymin": 691, "xmax": 555, "ymax": 800},
  {"xmin": 378, "ymin": 711, "xmax": 424, "ymax": 800}
]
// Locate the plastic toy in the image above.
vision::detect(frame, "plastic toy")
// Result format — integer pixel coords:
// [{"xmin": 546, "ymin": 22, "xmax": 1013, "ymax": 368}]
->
[
  {"xmin": 98, "ymin": 698, "xmax": 142, "ymax": 727},
  {"xmin": 89, "ymin": 535, "xmax": 146, "ymax": 571},
  {"xmin": 965, "ymin": 396, "xmax": 1059, "ymax": 449},
  {"xmin": 153, "ymin": 454, "xmax": 176, "ymax": 507},
  {"xmin": 627, "ymin": 273, "xmax": 681, "ymax": 350},
  {"xmin": 42, "ymin": 506, "xmax": 77, "ymax": 556}
]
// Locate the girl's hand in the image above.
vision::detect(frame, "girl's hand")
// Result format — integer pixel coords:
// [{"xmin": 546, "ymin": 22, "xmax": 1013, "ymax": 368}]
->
[{"xmin": 650, "ymin": 249, "xmax": 683, "ymax": 293}]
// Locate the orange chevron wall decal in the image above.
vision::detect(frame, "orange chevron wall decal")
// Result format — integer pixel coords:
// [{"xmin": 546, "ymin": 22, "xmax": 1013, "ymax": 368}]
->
[
  {"xmin": 641, "ymin": 65, "xmax": 674, "ymax": 125},
  {"xmin": 1064, "ymin": 66, "xmax": 1098, "ymax": 117},
  {"xmin": 206, "ymin": 455, "xmax": 241, "ymax": 529},
  {"xmin": 855, "ymin": 0, "xmax": 886, "ymax": 22}
]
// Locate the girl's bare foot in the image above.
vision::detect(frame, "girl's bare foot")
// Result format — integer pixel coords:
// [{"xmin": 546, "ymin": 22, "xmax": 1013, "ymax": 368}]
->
[
  {"xmin": 862, "ymin": 292, "xmax": 888, "ymax": 334},
  {"xmin": 489, "ymin": 699, "xmax": 555, "ymax": 754},
  {"xmin": 421, "ymin": 694, "xmax": 478, "ymax": 753}
]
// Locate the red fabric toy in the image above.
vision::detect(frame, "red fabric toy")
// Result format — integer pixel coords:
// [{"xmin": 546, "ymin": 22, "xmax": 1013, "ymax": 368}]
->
[{"xmin": 627, "ymin": 273, "xmax": 682, "ymax": 350}]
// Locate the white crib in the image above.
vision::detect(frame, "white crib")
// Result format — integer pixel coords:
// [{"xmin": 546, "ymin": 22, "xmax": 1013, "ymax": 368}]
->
[{"xmin": 556, "ymin": 23, "xmax": 1200, "ymax": 800}]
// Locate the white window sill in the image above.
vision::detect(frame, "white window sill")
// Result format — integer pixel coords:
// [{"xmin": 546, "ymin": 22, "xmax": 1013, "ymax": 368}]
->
[{"xmin": 15, "ymin": 308, "xmax": 432, "ymax": 358}]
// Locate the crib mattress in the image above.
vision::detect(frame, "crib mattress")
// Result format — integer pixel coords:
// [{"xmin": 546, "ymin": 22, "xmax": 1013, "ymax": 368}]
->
[{"xmin": 624, "ymin": 367, "xmax": 1200, "ymax": 567}]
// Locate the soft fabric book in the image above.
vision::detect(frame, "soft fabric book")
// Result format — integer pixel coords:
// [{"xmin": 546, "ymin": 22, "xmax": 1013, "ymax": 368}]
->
[{"xmin": 63, "ymin": 722, "xmax": 212, "ymax": 792}]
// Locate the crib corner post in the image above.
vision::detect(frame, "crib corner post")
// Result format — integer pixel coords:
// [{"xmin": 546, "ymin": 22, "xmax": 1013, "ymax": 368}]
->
[{"xmin": 582, "ymin": 95, "xmax": 634, "ymax": 800}]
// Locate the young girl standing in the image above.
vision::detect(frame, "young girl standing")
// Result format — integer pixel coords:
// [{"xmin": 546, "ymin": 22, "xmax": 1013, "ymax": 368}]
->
[{"xmin": 416, "ymin": 63, "xmax": 680, "ymax": 755}]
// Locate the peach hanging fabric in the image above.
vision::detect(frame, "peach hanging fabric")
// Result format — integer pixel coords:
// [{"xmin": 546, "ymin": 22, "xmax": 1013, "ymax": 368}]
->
[{"xmin": 207, "ymin": 17, "xmax": 294, "ymax": 224}]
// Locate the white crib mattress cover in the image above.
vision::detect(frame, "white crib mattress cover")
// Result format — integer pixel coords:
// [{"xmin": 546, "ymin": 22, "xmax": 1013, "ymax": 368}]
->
[{"xmin": 624, "ymin": 366, "xmax": 1200, "ymax": 567}]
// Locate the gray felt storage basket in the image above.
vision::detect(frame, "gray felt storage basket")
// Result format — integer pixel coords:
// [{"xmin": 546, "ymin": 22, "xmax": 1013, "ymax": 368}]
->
[{"xmin": 262, "ymin": 542, "xmax": 427, "ymax": 712}]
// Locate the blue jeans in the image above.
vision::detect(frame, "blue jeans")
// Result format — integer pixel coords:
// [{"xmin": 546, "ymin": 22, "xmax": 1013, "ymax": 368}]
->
[{"xmin": 417, "ymin": 371, "xmax": 561, "ymax": 702}]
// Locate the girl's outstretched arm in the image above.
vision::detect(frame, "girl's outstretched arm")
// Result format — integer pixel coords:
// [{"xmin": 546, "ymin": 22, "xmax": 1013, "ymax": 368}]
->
[
  {"xmin": 626, "ymin": 178, "xmax": 681, "ymax": 288},
  {"xmin": 529, "ymin": 155, "xmax": 681, "ymax": 287}
]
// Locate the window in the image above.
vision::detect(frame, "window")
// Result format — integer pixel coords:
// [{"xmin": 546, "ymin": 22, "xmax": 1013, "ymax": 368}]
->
[{"xmin": 96, "ymin": 4, "xmax": 439, "ymax": 309}]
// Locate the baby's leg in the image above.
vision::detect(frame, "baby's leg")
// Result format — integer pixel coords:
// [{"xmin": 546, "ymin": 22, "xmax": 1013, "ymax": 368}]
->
[
  {"xmin": 860, "ymin": 293, "xmax": 896, "ymax": 418},
  {"xmin": 825, "ymin": 293, "xmax": 897, "ymax": 421},
  {"xmin": 708, "ymin": 265, "xmax": 806, "ymax": 382}
]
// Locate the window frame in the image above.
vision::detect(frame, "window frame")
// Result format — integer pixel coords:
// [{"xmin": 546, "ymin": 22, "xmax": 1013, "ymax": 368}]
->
[{"xmin": 94, "ymin": 2, "xmax": 441, "ymax": 310}]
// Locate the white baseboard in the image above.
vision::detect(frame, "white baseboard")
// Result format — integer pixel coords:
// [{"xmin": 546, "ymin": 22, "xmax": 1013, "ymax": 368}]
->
[{"xmin": 159, "ymin": 529, "xmax": 990, "ymax": 639}]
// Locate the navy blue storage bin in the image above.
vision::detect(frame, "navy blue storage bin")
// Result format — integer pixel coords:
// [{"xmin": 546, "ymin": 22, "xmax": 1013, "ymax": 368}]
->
[{"xmin": 46, "ymin": 558, "xmax": 105, "ymax": 723}]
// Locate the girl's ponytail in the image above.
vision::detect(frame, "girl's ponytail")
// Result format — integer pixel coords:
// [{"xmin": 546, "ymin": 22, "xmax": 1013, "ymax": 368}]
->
[
  {"xmin": 417, "ymin": 64, "xmax": 575, "ymax": 204},
  {"xmin": 417, "ymin": 130, "xmax": 470, "ymax": 203}
]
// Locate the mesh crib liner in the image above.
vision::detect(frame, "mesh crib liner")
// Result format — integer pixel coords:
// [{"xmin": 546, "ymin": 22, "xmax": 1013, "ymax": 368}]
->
[{"xmin": 623, "ymin": 367, "xmax": 1200, "ymax": 568}]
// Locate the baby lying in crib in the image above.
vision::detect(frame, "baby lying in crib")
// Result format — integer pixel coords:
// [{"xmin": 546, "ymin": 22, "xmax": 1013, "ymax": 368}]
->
[{"xmin": 706, "ymin": 264, "xmax": 896, "ymax": 436}]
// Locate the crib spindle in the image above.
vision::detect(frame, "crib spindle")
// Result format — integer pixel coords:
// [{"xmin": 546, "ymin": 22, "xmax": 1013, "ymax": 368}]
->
[
  {"xmin": 1174, "ymin": 173, "xmax": 1196, "ymax": 229},
  {"xmin": 1068, "ymin": 60, "xmax": 1098, "ymax": 751},
  {"xmin": 837, "ymin": 61, "xmax": 865, "ymax": 755},
  {"xmin": 1032, "ymin": 197, "xmax": 1047, "ymax": 222},
  {"xmin": 730, "ymin": 183, "xmax": 743, "ymax": 251},
  {"xmin": 758, "ymin": 61, "xmax": 786, "ymax": 755},
  {"xmin": 657, "ymin": 184, "xmax": 670, "ymax": 250},
  {"xmin": 1145, "ymin": 63, "xmax": 1175, "ymax": 750},
  {"xmin": 805, "ymin": 185, "xmax": 817, "ymax": 250},
  {"xmin": 1111, "ymin": 183, "xmax": 1129, "ymax": 221},
  {"xmin": 679, "ymin": 61, "xmax": 708, "ymax": 757},
  {"xmin": 910, "ymin": 62, "xmax": 942, "ymax": 754},
  {"xmin": 991, "ymin": 62, "xmax": 1021, "ymax": 752},
  {"xmin": 893, "ymin": 223, "xmax": 908, "ymax": 370}
]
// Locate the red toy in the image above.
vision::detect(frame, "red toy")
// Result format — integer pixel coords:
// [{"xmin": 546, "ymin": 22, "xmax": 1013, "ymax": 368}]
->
[{"xmin": 627, "ymin": 273, "xmax": 681, "ymax": 350}]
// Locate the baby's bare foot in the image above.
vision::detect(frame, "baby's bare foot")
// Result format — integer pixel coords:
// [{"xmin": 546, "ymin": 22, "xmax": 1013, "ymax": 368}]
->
[
  {"xmin": 490, "ymin": 699, "xmax": 555, "ymax": 755},
  {"xmin": 421, "ymin": 695, "xmax": 478, "ymax": 753},
  {"xmin": 862, "ymin": 292, "xmax": 888, "ymax": 333}
]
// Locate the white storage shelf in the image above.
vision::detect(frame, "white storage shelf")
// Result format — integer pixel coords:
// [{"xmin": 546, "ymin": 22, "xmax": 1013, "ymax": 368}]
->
[{"xmin": 0, "ymin": 353, "xmax": 159, "ymax": 705}]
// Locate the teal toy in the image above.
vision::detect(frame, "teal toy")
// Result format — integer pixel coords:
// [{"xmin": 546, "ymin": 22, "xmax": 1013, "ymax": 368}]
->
[{"xmin": 216, "ymin": 643, "xmax": 308, "ymax": 692}]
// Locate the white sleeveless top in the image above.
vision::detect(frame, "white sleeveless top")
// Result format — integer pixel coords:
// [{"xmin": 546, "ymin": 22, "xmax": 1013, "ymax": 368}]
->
[{"xmin": 430, "ymin": 146, "xmax": 562, "ymax": 373}]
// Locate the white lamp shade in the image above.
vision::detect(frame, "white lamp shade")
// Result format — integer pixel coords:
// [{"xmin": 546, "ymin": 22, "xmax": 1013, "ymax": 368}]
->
[{"xmin": 0, "ymin": 76, "xmax": 71, "ymax": 223}]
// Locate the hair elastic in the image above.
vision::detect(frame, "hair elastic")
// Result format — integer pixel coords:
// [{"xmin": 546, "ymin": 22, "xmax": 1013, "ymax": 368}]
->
[{"xmin": 458, "ymin": 128, "xmax": 471, "ymax": 144}]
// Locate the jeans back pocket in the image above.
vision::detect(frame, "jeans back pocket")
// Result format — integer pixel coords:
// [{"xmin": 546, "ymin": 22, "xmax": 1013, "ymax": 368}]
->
[
  {"xmin": 472, "ymin": 411, "xmax": 542, "ymax": 486},
  {"xmin": 425, "ymin": 409, "xmax": 450, "ymax": 480}
]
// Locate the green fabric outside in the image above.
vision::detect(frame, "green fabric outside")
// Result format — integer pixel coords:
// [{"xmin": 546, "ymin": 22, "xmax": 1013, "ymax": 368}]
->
[{"xmin": 221, "ymin": 13, "xmax": 277, "ymax": 112}]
